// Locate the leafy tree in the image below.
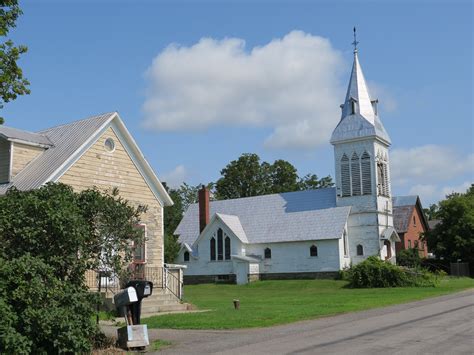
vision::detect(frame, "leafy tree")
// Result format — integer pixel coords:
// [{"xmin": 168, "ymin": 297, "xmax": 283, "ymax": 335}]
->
[
  {"xmin": 0, "ymin": 183, "xmax": 146, "ymax": 283},
  {"xmin": 215, "ymin": 153, "xmax": 266, "ymax": 199},
  {"xmin": 0, "ymin": 0, "xmax": 30, "ymax": 124},
  {"xmin": 215, "ymin": 153, "xmax": 334, "ymax": 200},
  {"xmin": 0, "ymin": 183, "xmax": 147, "ymax": 352},
  {"xmin": 423, "ymin": 185, "xmax": 474, "ymax": 265},
  {"xmin": 423, "ymin": 203, "xmax": 439, "ymax": 220},
  {"xmin": 299, "ymin": 173, "xmax": 334, "ymax": 190}
]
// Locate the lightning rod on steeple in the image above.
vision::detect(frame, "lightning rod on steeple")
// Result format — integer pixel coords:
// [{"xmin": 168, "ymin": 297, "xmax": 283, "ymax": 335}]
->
[{"xmin": 352, "ymin": 27, "xmax": 359, "ymax": 53}]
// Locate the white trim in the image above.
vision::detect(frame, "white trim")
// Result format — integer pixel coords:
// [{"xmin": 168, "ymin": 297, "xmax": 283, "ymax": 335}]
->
[
  {"xmin": 8, "ymin": 141, "xmax": 13, "ymax": 182},
  {"xmin": 46, "ymin": 113, "xmax": 116, "ymax": 183},
  {"xmin": 6, "ymin": 138, "xmax": 51, "ymax": 149},
  {"xmin": 44, "ymin": 112, "xmax": 173, "ymax": 207}
]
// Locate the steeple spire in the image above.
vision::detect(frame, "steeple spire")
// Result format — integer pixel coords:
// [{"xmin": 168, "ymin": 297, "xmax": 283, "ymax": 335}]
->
[{"xmin": 331, "ymin": 30, "xmax": 391, "ymax": 146}]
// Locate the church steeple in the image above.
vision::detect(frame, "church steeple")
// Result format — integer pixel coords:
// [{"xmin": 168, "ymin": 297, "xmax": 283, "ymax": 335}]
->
[
  {"xmin": 330, "ymin": 32, "xmax": 391, "ymax": 146},
  {"xmin": 341, "ymin": 50, "xmax": 376, "ymax": 124}
]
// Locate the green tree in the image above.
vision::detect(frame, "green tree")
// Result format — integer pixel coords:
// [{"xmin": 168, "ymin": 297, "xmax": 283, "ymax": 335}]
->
[
  {"xmin": 299, "ymin": 173, "xmax": 334, "ymax": 190},
  {"xmin": 423, "ymin": 203, "xmax": 439, "ymax": 220},
  {"xmin": 215, "ymin": 153, "xmax": 267, "ymax": 199},
  {"xmin": 215, "ymin": 153, "xmax": 334, "ymax": 200},
  {"xmin": 423, "ymin": 185, "xmax": 474, "ymax": 264},
  {"xmin": 0, "ymin": 0, "xmax": 30, "ymax": 124},
  {"xmin": 0, "ymin": 183, "xmax": 146, "ymax": 352}
]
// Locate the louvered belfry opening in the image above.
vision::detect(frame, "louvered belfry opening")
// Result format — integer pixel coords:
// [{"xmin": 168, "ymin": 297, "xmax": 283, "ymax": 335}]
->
[
  {"xmin": 341, "ymin": 154, "xmax": 351, "ymax": 197},
  {"xmin": 361, "ymin": 151, "xmax": 371, "ymax": 195},
  {"xmin": 351, "ymin": 152, "xmax": 361, "ymax": 196}
]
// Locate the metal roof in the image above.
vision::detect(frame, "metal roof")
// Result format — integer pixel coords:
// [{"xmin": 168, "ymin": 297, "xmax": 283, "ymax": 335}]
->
[
  {"xmin": 331, "ymin": 50, "xmax": 391, "ymax": 145},
  {"xmin": 0, "ymin": 112, "xmax": 115, "ymax": 194},
  {"xmin": 393, "ymin": 195, "xmax": 418, "ymax": 207},
  {"xmin": 0, "ymin": 125, "xmax": 52, "ymax": 146},
  {"xmin": 216, "ymin": 213, "xmax": 249, "ymax": 243},
  {"xmin": 175, "ymin": 188, "xmax": 351, "ymax": 246}
]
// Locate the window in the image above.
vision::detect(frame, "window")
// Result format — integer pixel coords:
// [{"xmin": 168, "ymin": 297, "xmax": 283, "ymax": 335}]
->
[
  {"xmin": 341, "ymin": 154, "xmax": 351, "ymax": 197},
  {"xmin": 351, "ymin": 99, "xmax": 356, "ymax": 115},
  {"xmin": 217, "ymin": 228, "xmax": 223, "ymax": 261},
  {"xmin": 361, "ymin": 152, "xmax": 371, "ymax": 195},
  {"xmin": 414, "ymin": 240, "xmax": 419, "ymax": 249},
  {"xmin": 264, "ymin": 248, "xmax": 272, "ymax": 259},
  {"xmin": 210, "ymin": 237, "xmax": 216, "ymax": 261},
  {"xmin": 408, "ymin": 240, "xmax": 412, "ymax": 248},
  {"xmin": 104, "ymin": 137, "xmax": 115, "ymax": 152},
  {"xmin": 310, "ymin": 245, "xmax": 318, "ymax": 257},
  {"xmin": 351, "ymin": 153, "xmax": 361, "ymax": 196},
  {"xmin": 225, "ymin": 236, "xmax": 231, "ymax": 260},
  {"xmin": 413, "ymin": 216, "xmax": 416, "ymax": 226},
  {"xmin": 133, "ymin": 224, "xmax": 146, "ymax": 263},
  {"xmin": 184, "ymin": 251, "xmax": 190, "ymax": 262},
  {"xmin": 356, "ymin": 244, "xmax": 364, "ymax": 256}
]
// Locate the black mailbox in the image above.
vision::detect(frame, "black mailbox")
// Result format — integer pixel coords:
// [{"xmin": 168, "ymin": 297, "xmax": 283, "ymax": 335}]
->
[{"xmin": 126, "ymin": 280, "xmax": 153, "ymax": 325}]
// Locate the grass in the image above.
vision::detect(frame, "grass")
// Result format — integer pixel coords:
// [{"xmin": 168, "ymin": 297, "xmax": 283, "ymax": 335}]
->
[
  {"xmin": 144, "ymin": 277, "xmax": 474, "ymax": 330},
  {"xmin": 150, "ymin": 339, "xmax": 172, "ymax": 351}
]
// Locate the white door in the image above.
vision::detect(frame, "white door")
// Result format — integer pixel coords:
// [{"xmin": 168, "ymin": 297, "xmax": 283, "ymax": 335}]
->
[{"xmin": 235, "ymin": 262, "xmax": 249, "ymax": 285}]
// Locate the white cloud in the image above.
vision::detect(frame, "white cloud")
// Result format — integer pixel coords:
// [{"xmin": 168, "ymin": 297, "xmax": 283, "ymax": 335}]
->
[
  {"xmin": 367, "ymin": 81, "xmax": 397, "ymax": 113},
  {"xmin": 160, "ymin": 165, "xmax": 187, "ymax": 188},
  {"xmin": 391, "ymin": 145, "xmax": 474, "ymax": 186},
  {"xmin": 408, "ymin": 181, "xmax": 472, "ymax": 205},
  {"xmin": 142, "ymin": 31, "xmax": 346, "ymax": 149}
]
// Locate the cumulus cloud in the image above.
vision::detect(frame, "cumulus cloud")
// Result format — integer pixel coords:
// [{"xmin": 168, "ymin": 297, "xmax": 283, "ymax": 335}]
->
[
  {"xmin": 391, "ymin": 145, "xmax": 474, "ymax": 186},
  {"xmin": 391, "ymin": 145, "xmax": 473, "ymax": 204},
  {"xmin": 142, "ymin": 31, "xmax": 345, "ymax": 149},
  {"xmin": 160, "ymin": 165, "xmax": 187, "ymax": 188}
]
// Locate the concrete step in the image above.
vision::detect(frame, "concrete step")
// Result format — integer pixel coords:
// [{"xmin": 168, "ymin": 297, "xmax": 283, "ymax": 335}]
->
[{"xmin": 141, "ymin": 303, "xmax": 189, "ymax": 315}]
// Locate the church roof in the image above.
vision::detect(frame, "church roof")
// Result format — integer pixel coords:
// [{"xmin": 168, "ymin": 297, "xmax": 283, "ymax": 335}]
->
[
  {"xmin": 392, "ymin": 195, "xmax": 429, "ymax": 233},
  {"xmin": 330, "ymin": 50, "xmax": 391, "ymax": 145},
  {"xmin": 175, "ymin": 188, "xmax": 351, "ymax": 246}
]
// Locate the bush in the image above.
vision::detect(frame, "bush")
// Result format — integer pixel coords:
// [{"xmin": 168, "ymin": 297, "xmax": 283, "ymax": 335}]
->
[
  {"xmin": 346, "ymin": 256, "xmax": 439, "ymax": 288},
  {"xmin": 397, "ymin": 248, "xmax": 421, "ymax": 268},
  {"xmin": 0, "ymin": 255, "xmax": 100, "ymax": 354}
]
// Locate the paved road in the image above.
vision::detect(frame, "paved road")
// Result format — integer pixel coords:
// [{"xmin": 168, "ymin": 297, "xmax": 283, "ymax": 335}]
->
[{"xmin": 153, "ymin": 290, "xmax": 474, "ymax": 354}]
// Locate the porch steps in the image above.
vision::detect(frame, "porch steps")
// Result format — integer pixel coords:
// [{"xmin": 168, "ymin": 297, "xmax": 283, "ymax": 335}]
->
[{"xmin": 140, "ymin": 292, "xmax": 189, "ymax": 315}]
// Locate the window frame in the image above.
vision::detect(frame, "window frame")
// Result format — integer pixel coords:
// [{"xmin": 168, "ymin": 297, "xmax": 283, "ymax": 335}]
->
[
  {"xmin": 224, "ymin": 235, "xmax": 231, "ymax": 260},
  {"xmin": 132, "ymin": 224, "xmax": 147, "ymax": 264},
  {"xmin": 210, "ymin": 237, "xmax": 216, "ymax": 261},
  {"xmin": 310, "ymin": 245, "xmax": 318, "ymax": 257},
  {"xmin": 264, "ymin": 247, "xmax": 272, "ymax": 259},
  {"xmin": 356, "ymin": 244, "xmax": 364, "ymax": 256},
  {"xmin": 183, "ymin": 251, "xmax": 190, "ymax": 262}
]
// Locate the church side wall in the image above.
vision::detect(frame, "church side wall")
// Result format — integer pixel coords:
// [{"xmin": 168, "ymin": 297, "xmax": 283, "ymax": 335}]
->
[{"xmin": 59, "ymin": 127, "xmax": 164, "ymax": 267}]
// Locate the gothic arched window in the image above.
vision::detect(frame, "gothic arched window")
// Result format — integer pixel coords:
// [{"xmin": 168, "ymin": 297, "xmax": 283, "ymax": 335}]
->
[
  {"xmin": 210, "ymin": 237, "xmax": 216, "ymax": 261},
  {"xmin": 224, "ymin": 236, "xmax": 231, "ymax": 260},
  {"xmin": 184, "ymin": 251, "xmax": 190, "ymax": 262},
  {"xmin": 310, "ymin": 245, "xmax": 318, "ymax": 257},
  {"xmin": 356, "ymin": 244, "xmax": 364, "ymax": 256},
  {"xmin": 341, "ymin": 154, "xmax": 350, "ymax": 197},
  {"xmin": 377, "ymin": 159, "xmax": 390, "ymax": 197},
  {"xmin": 361, "ymin": 151, "xmax": 371, "ymax": 195},
  {"xmin": 217, "ymin": 228, "xmax": 223, "ymax": 261},
  {"xmin": 351, "ymin": 152, "xmax": 361, "ymax": 196},
  {"xmin": 264, "ymin": 248, "xmax": 272, "ymax": 259}
]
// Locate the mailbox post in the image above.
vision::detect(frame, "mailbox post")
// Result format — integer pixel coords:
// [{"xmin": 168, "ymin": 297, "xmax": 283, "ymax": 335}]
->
[{"xmin": 114, "ymin": 282, "xmax": 152, "ymax": 350}]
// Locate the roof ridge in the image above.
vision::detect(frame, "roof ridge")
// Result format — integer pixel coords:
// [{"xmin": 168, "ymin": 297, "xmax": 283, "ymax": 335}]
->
[
  {"xmin": 37, "ymin": 111, "xmax": 117, "ymax": 133},
  {"xmin": 191, "ymin": 187, "xmax": 336, "ymax": 206}
]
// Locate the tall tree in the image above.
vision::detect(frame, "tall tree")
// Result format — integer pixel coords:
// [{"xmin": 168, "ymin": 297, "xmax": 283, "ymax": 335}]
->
[
  {"xmin": 215, "ymin": 153, "xmax": 333, "ymax": 200},
  {"xmin": 215, "ymin": 153, "xmax": 267, "ymax": 199},
  {"xmin": 423, "ymin": 185, "xmax": 474, "ymax": 265},
  {"xmin": 0, "ymin": 0, "xmax": 30, "ymax": 124}
]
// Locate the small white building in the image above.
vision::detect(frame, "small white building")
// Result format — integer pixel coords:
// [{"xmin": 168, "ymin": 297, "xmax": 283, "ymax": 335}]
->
[{"xmin": 174, "ymin": 45, "xmax": 400, "ymax": 284}]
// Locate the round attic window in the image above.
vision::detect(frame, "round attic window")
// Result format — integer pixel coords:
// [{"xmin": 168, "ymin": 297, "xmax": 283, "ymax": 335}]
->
[{"xmin": 104, "ymin": 138, "xmax": 115, "ymax": 152}]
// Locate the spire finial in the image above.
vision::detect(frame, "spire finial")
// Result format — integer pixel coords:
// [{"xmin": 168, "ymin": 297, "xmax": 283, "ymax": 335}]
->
[{"xmin": 352, "ymin": 26, "xmax": 359, "ymax": 53}]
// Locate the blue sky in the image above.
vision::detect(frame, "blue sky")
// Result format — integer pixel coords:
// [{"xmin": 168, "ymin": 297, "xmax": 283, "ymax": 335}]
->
[{"xmin": 3, "ymin": 0, "xmax": 473, "ymax": 205}]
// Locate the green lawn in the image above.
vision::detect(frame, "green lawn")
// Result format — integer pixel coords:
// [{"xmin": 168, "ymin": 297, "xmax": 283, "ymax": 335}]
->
[{"xmin": 144, "ymin": 277, "xmax": 474, "ymax": 330}]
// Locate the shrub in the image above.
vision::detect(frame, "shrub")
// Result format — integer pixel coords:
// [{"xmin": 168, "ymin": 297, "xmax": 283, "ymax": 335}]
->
[
  {"xmin": 397, "ymin": 248, "xmax": 421, "ymax": 268},
  {"xmin": 346, "ymin": 256, "xmax": 409, "ymax": 288},
  {"xmin": 346, "ymin": 256, "xmax": 439, "ymax": 288},
  {"xmin": 0, "ymin": 255, "xmax": 100, "ymax": 354}
]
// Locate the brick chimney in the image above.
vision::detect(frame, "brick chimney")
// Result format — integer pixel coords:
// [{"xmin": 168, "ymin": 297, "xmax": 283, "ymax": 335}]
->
[{"xmin": 198, "ymin": 187, "xmax": 210, "ymax": 233}]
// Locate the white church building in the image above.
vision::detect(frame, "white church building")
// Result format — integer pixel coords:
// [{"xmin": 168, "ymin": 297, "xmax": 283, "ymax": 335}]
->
[{"xmin": 174, "ymin": 44, "xmax": 400, "ymax": 284}]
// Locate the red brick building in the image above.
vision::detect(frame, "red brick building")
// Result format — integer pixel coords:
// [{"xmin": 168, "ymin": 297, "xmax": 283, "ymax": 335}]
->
[{"xmin": 393, "ymin": 196, "xmax": 429, "ymax": 257}]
